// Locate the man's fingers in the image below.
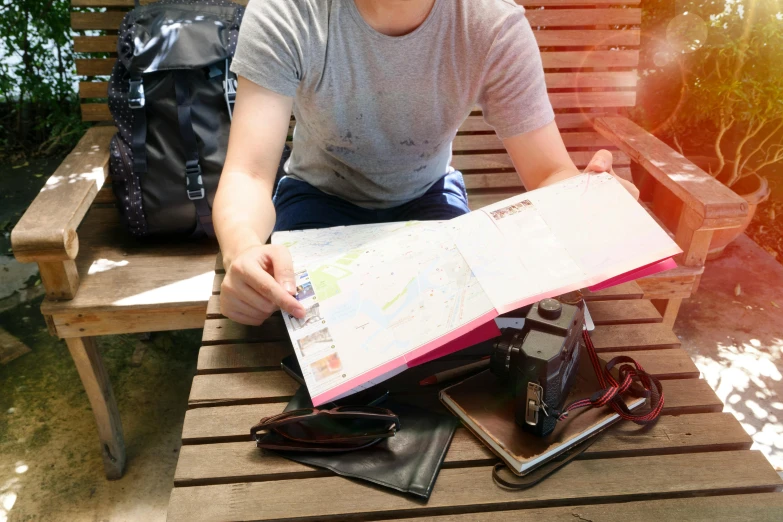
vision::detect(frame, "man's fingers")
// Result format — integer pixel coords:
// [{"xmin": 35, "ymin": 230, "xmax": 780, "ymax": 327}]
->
[
  {"xmin": 267, "ymin": 245, "xmax": 297, "ymax": 295},
  {"xmin": 585, "ymin": 149, "xmax": 614, "ymax": 173},
  {"xmin": 244, "ymin": 262, "xmax": 306, "ymax": 318},
  {"xmin": 233, "ymin": 280, "xmax": 278, "ymax": 315}
]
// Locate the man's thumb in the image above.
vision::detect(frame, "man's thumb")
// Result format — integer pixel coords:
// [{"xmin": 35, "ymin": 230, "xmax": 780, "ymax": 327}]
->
[{"xmin": 269, "ymin": 245, "xmax": 297, "ymax": 295}]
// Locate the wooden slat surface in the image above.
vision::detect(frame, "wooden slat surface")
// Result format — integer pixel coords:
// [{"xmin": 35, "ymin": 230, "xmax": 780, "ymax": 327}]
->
[
  {"xmin": 380, "ymin": 494, "xmax": 783, "ymax": 522},
  {"xmin": 599, "ymin": 349, "xmax": 699, "ymax": 379},
  {"xmin": 168, "ymin": 450, "xmax": 779, "ymax": 521},
  {"xmin": 587, "ymin": 299, "xmax": 661, "ymax": 324},
  {"xmin": 582, "ymin": 281, "xmax": 644, "ymax": 300},
  {"xmin": 72, "ymin": 9, "xmax": 640, "ymax": 31},
  {"xmin": 180, "ymin": 375, "xmax": 726, "ymax": 447},
  {"xmin": 589, "ymin": 323, "xmax": 680, "ymax": 351},
  {"xmin": 71, "ymin": 0, "xmax": 642, "ymax": 6},
  {"xmin": 173, "ymin": 412, "xmax": 750, "ymax": 486},
  {"xmin": 197, "ymin": 342, "xmax": 293, "ymax": 374},
  {"xmin": 73, "ymin": 31, "xmax": 642, "ymax": 54}
]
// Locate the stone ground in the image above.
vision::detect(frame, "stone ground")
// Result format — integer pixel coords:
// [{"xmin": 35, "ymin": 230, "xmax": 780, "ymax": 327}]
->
[{"xmin": 0, "ymin": 162, "xmax": 781, "ymax": 519}]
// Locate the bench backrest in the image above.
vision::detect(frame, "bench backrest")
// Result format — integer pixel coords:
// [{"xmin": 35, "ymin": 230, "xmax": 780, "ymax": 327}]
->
[{"xmin": 73, "ymin": 0, "xmax": 640, "ymax": 205}]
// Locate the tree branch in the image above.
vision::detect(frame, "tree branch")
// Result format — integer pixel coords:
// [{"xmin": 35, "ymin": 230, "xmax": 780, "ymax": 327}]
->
[
  {"xmin": 739, "ymin": 118, "xmax": 783, "ymax": 175},
  {"xmin": 729, "ymin": 118, "xmax": 768, "ymax": 186}
]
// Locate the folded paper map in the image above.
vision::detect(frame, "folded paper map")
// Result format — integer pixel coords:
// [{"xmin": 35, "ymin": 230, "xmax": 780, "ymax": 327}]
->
[{"xmin": 272, "ymin": 173, "xmax": 682, "ymax": 405}]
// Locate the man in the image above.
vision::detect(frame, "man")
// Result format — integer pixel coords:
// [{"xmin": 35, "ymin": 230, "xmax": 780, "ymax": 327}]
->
[{"xmin": 213, "ymin": 0, "xmax": 638, "ymax": 326}]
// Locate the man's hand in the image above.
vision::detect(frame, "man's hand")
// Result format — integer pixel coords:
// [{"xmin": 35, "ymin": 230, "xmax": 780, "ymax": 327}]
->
[
  {"xmin": 220, "ymin": 244, "xmax": 306, "ymax": 326},
  {"xmin": 584, "ymin": 149, "xmax": 640, "ymax": 200}
]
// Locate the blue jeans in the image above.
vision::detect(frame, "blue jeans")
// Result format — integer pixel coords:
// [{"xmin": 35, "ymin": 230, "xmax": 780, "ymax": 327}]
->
[{"xmin": 273, "ymin": 171, "xmax": 470, "ymax": 231}]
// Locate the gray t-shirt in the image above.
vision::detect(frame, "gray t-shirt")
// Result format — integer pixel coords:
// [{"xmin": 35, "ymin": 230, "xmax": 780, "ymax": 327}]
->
[{"xmin": 232, "ymin": 0, "xmax": 554, "ymax": 209}]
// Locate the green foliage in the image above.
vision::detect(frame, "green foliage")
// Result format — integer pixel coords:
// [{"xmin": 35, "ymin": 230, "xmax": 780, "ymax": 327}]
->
[
  {"xmin": 0, "ymin": 0, "xmax": 88, "ymax": 158},
  {"xmin": 667, "ymin": 1, "xmax": 783, "ymax": 186}
]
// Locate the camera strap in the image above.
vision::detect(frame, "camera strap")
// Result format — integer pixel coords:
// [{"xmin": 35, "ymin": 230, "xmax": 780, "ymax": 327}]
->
[{"xmin": 553, "ymin": 330, "xmax": 665, "ymax": 425}]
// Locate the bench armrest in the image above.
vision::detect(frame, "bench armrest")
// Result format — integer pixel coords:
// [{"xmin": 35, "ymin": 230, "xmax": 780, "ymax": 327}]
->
[
  {"xmin": 11, "ymin": 126, "xmax": 114, "ymax": 263},
  {"xmin": 594, "ymin": 117, "xmax": 749, "ymax": 269},
  {"xmin": 593, "ymin": 117, "xmax": 748, "ymax": 229}
]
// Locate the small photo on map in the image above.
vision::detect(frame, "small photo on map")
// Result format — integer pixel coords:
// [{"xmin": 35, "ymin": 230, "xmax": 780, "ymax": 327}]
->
[
  {"xmin": 490, "ymin": 200, "xmax": 532, "ymax": 220},
  {"xmin": 295, "ymin": 281, "xmax": 315, "ymax": 301},
  {"xmin": 297, "ymin": 327, "xmax": 333, "ymax": 357},
  {"xmin": 310, "ymin": 352, "xmax": 343, "ymax": 382},
  {"xmin": 290, "ymin": 302, "xmax": 323, "ymax": 331}
]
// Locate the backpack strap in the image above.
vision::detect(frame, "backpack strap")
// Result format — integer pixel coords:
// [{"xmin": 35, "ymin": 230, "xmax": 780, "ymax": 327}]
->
[
  {"xmin": 173, "ymin": 71, "xmax": 215, "ymax": 237},
  {"xmin": 128, "ymin": 76, "xmax": 148, "ymax": 175}
]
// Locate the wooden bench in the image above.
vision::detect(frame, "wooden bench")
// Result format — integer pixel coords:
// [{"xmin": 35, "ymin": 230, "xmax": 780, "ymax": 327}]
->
[
  {"xmin": 166, "ymin": 271, "xmax": 783, "ymax": 520},
  {"xmin": 12, "ymin": 0, "xmax": 748, "ymax": 479}
]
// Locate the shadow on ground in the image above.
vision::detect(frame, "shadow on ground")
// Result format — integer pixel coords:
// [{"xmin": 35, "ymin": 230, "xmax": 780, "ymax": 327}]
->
[
  {"xmin": 677, "ymin": 235, "xmax": 783, "ymax": 471},
  {"xmin": 0, "ymin": 297, "xmax": 200, "ymax": 521}
]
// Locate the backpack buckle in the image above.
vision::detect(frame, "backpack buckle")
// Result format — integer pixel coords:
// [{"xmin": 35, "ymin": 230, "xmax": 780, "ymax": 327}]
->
[
  {"xmin": 185, "ymin": 162, "xmax": 205, "ymax": 200},
  {"xmin": 223, "ymin": 58, "xmax": 237, "ymax": 121},
  {"xmin": 128, "ymin": 79, "xmax": 145, "ymax": 109}
]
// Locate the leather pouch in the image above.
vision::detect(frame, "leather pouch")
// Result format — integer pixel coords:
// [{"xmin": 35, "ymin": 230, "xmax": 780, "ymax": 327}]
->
[{"xmin": 260, "ymin": 386, "xmax": 457, "ymax": 500}]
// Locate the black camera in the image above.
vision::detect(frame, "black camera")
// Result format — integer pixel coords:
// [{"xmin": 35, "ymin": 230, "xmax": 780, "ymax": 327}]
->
[{"xmin": 489, "ymin": 298, "xmax": 585, "ymax": 437}]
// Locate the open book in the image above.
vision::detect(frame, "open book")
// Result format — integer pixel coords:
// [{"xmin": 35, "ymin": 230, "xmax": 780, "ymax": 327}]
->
[{"xmin": 272, "ymin": 173, "xmax": 681, "ymax": 406}]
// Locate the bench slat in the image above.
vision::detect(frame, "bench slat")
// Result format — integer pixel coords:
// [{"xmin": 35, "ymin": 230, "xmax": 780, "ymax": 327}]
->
[
  {"xmin": 72, "ymin": 10, "xmax": 641, "ymax": 31},
  {"xmin": 380, "ymin": 494, "xmax": 783, "ymax": 522},
  {"xmin": 590, "ymin": 323, "xmax": 680, "ymax": 351},
  {"xmin": 582, "ymin": 281, "xmax": 644, "ymax": 300},
  {"xmin": 166, "ymin": 450, "xmax": 780, "ymax": 521},
  {"xmin": 74, "ymin": 31, "xmax": 642, "ymax": 54},
  {"xmin": 173, "ymin": 412, "xmax": 751, "ymax": 486},
  {"xmin": 587, "ymin": 299, "xmax": 661, "ymax": 325},
  {"xmin": 72, "ymin": 0, "xmax": 642, "ymax": 7},
  {"xmin": 197, "ymin": 342, "xmax": 293, "ymax": 374},
  {"xmin": 600, "ymin": 348, "xmax": 698, "ymax": 379},
  {"xmin": 181, "ymin": 376, "xmax": 723, "ymax": 443}
]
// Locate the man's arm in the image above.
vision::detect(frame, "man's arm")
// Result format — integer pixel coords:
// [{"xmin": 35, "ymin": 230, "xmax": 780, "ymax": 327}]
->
[
  {"xmin": 213, "ymin": 77, "xmax": 305, "ymax": 325},
  {"xmin": 502, "ymin": 120, "xmax": 639, "ymax": 198}
]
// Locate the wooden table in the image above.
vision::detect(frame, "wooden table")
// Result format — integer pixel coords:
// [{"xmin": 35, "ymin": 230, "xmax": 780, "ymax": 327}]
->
[{"xmin": 167, "ymin": 259, "xmax": 783, "ymax": 521}]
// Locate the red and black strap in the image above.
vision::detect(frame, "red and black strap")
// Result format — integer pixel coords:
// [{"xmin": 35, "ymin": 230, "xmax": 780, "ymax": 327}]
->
[{"xmin": 555, "ymin": 330, "xmax": 664, "ymax": 424}]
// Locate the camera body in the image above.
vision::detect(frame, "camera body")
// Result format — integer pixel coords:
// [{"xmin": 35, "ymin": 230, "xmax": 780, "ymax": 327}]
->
[{"xmin": 490, "ymin": 298, "xmax": 585, "ymax": 437}]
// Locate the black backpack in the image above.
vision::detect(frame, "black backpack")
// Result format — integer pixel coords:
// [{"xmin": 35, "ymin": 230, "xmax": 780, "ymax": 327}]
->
[{"xmin": 108, "ymin": 0, "xmax": 244, "ymax": 237}]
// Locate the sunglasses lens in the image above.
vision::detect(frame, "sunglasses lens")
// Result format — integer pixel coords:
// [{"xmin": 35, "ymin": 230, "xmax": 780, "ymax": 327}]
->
[{"xmin": 274, "ymin": 415, "xmax": 395, "ymax": 442}]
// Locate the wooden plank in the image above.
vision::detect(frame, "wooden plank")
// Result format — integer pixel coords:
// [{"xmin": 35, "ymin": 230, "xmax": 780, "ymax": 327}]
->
[
  {"xmin": 638, "ymin": 265, "xmax": 702, "ymax": 300},
  {"xmin": 167, "ymin": 450, "xmax": 780, "ymax": 521},
  {"xmin": 541, "ymin": 51, "xmax": 639, "ymax": 69},
  {"xmin": 173, "ymin": 412, "xmax": 751, "ymax": 486},
  {"xmin": 94, "ymin": 183, "xmax": 116, "ymax": 204},
  {"xmin": 74, "ymin": 35, "xmax": 118, "ymax": 53},
  {"xmin": 464, "ymin": 167, "xmax": 632, "ymax": 191},
  {"xmin": 202, "ymin": 316, "xmax": 287, "ymax": 345},
  {"xmin": 77, "ymin": 77, "xmax": 637, "ymax": 106},
  {"xmin": 594, "ymin": 117, "xmax": 748, "ymax": 227},
  {"xmin": 460, "ymin": 113, "xmax": 598, "ymax": 133},
  {"xmin": 11, "ymin": 127, "xmax": 114, "ymax": 263},
  {"xmin": 71, "ymin": 11, "xmax": 126, "ymax": 31},
  {"xmin": 589, "ymin": 323, "xmax": 680, "ymax": 352},
  {"xmin": 526, "ymin": 9, "xmax": 641, "ymax": 27},
  {"xmin": 66, "ymin": 336, "xmax": 125, "ymax": 479},
  {"xmin": 75, "ymin": 52, "xmax": 637, "ymax": 80},
  {"xmin": 72, "ymin": 32, "xmax": 642, "ymax": 55},
  {"xmin": 197, "ymin": 342, "xmax": 293, "ymax": 374},
  {"xmin": 535, "ymin": 29, "xmax": 640, "ymax": 47},
  {"xmin": 79, "ymin": 81, "xmax": 108, "ymax": 99},
  {"xmin": 180, "ymin": 376, "xmax": 723, "ymax": 444},
  {"xmin": 48, "ymin": 305, "xmax": 208, "ymax": 338},
  {"xmin": 0, "ymin": 327, "xmax": 32, "ymax": 365},
  {"xmin": 206, "ymin": 295, "xmax": 221, "ymax": 318},
  {"xmin": 81, "ymin": 103, "xmax": 112, "ymax": 122},
  {"xmin": 72, "ymin": 0, "xmax": 642, "ymax": 7},
  {"xmin": 75, "ymin": 59, "xmax": 115, "ymax": 77},
  {"xmin": 467, "ymin": 190, "xmax": 524, "ymax": 210},
  {"xmin": 452, "ymin": 150, "xmax": 630, "ymax": 172},
  {"xmin": 599, "ymin": 348, "xmax": 699, "ymax": 379},
  {"xmin": 188, "ymin": 372, "xmax": 299, "ymax": 407},
  {"xmin": 73, "ymin": 9, "xmax": 641, "ymax": 32},
  {"xmin": 454, "ymin": 132, "xmax": 613, "ymax": 152},
  {"xmin": 382, "ymin": 494, "xmax": 783, "ymax": 522},
  {"xmin": 212, "ymin": 273, "xmax": 223, "ymax": 294},
  {"xmin": 587, "ymin": 299, "xmax": 661, "ymax": 325},
  {"xmin": 182, "ymin": 360, "xmax": 708, "ymax": 416},
  {"xmin": 215, "ymin": 252, "xmax": 224, "ymax": 273},
  {"xmin": 582, "ymin": 281, "xmax": 644, "ymax": 300},
  {"xmin": 38, "ymin": 260, "xmax": 80, "ymax": 300},
  {"xmin": 549, "ymin": 91, "xmax": 635, "ymax": 109}
]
